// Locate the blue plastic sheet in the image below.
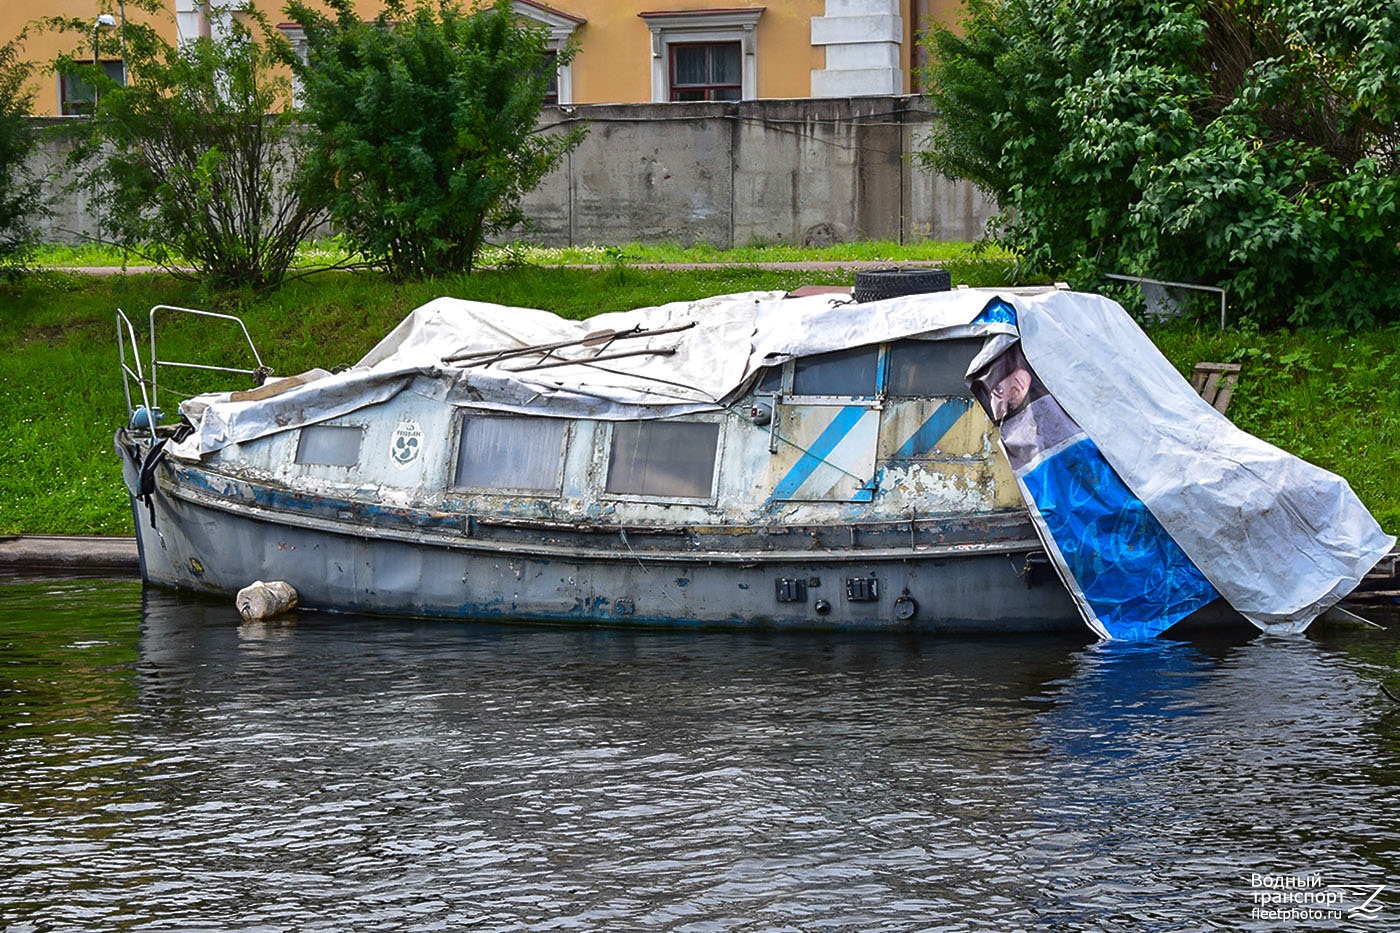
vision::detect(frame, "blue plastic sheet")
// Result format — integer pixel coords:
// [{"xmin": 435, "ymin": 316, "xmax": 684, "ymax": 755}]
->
[
  {"xmin": 970, "ymin": 299, "xmax": 1220, "ymax": 639},
  {"xmin": 1019, "ymin": 435, "xmax": 1220, "ymax": 639}
]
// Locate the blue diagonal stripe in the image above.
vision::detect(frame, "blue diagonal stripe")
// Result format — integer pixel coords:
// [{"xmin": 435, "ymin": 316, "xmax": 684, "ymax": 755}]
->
[
  {"xmin": 770, "ymin": 405, "xmax": 868, "ymax": 501},
  {"xmin": 892, "ymin": 398, "xmax": 972, "ymax": 460}
]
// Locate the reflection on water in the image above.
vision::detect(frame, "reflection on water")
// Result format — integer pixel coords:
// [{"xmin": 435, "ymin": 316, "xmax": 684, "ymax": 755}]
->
[{"xmin": 2, "ymin": 578, "xmax": 1398, "ymax": 931}]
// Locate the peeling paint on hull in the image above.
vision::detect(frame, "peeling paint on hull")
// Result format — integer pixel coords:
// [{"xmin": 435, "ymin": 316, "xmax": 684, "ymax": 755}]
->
[{"xmin": 123, "ymin": 450, "xmax": 1081, "ymax": 633}]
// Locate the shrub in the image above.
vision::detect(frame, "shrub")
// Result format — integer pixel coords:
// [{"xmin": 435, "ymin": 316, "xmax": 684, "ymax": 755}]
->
[
  {"xmin": 919, "ymin": 0, "xmax": 1400, "ymax": 328},
  {"xmin": 285, "ymin": 0, "xmax": 585, "ymax": 280},
  {"xmin": 0, "ymin": 33, "xmax": 44, "ymax": 273},
  {"xmin": 52, "ymin": 6, "xmax": 326, "ymax": 291}
]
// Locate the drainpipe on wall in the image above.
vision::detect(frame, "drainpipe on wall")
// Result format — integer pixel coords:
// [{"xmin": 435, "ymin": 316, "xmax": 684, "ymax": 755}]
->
[
  {"xmin": 728, "ymin": 102, "xmax": 739, "ymax": 250},
  {"xmin": 898, "ymin": 96, "xmax": 908, "ymax": 245}
]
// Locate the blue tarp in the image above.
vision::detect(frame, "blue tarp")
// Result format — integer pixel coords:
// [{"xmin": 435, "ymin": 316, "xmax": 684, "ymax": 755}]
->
[
  {"xmin": 1019, "ymin": 435, "xmax": 1221, "ymax": 639},
  {"xmin": 969, "ymin": 295, "xmax": 1394, "ymax": 639}
]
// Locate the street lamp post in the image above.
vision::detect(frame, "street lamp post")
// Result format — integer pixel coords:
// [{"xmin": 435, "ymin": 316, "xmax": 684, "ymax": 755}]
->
[
  {"xmin": 91, "ymin": 13, "xmax": 117, "ymax": 108},
  {"xmin": 90, "ymin": 12, "xmax": 117, "ymax": 247}
]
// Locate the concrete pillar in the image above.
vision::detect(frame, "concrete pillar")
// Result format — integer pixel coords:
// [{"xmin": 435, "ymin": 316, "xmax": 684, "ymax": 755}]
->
[{"xmin": 810, "ymin": 0, "xmax": 905, "ymax": 98}]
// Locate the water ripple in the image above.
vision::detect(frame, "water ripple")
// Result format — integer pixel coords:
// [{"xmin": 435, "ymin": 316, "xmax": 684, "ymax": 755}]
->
[{"xmin": 2, "ymin": 580, "xmax": 1398, "ymax": 930}]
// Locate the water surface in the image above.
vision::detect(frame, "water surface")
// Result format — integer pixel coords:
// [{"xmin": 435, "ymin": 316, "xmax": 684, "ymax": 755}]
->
[{"xmin": 3, "ymin": 578, "xmax": 1398, "ymax": 931}]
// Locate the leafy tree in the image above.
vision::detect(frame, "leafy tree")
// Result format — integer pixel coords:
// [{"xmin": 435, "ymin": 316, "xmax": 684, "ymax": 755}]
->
[
  {"xmin": 920, "ymin": 0, "xmax": 1400, "ymax": 328},
  {"xmin": 285, "ymin": 0, "xmax": 584, "ymax": 279},
  {"xmin": 52, "ymin": 5, "xmax": 326, "ymax": 291},
  {"xmin": 0, "ymin": 33, "xmax": 45, "ymax": 273}
]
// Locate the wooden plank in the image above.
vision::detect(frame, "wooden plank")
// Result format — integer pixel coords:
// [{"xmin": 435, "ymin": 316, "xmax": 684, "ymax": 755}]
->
[
  {"xmin": 1193, "ymin": 362, "xmax": 1241, "ymax": 414},
  {"xmin": 1211, "ymin": 379, "xmax": 1237, "ymax": 414}
]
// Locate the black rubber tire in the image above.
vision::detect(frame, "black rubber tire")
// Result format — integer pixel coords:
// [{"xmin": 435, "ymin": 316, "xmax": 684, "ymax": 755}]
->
[{"xmin": 852, "ymin": 267, "xmax": 952, "ymax": 302}]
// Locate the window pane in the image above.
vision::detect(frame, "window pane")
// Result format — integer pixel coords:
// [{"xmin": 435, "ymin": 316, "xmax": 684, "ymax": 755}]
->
[
  {"xmin": 295, "ymin": 424, "xmax": 362, "ymax": 466},
  {"xmin": 710, "ymin": 44, "xmax": 741, "ymax": 85},
  {"xmin": 539, "ymin": 50, "xmax": 559, "ymax": 104},
  {"xmin": 62, "ymin": 62, "xmax": 125, "ymax": 115},
  {"xmin": 607, "ymin": 421, "xmax": 720, "ymax": 498},
  {"xmin": 673, "ymin": 45, "xmax": 709, "ymax": 85},
  {"xmin": 887, "ymin": 339, "xmax": 982, "ymax": 397},
  {"xmin": 60, "ymin": 73, "xmax": 93, "ymax": 115},
  {"xmin": 792, "ymin": 346, "xmax": 880, "ymax": 397},
  {"xmin": 455, "ymin": 416, "xmax": 567, "ymax": 492},
  {"xmin": 671, "ymin": 42, "xmax": 741, "ymax": 99}
]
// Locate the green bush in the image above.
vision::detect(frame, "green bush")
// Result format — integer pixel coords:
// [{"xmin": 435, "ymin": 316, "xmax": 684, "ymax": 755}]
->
[
  {"xmin": 51, "ymin": 6, "xmax": 325, "ymax": 291},
  {"xmin": 920, "ymin": 0, "xmax": 1400, "ymax": 328},
  {"xmin": 0, "ymin": 33, "xmax": 44, "ymax": 272},
  {"xmin": 285, "ymin": 0, "xmax": 585, "ymax": 280}
]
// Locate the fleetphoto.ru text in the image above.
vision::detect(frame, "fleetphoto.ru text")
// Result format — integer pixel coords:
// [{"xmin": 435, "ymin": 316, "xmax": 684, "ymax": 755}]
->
[{"xmin": 1247, "ymin": 872, "xmax": 1386, "ymax": 922}]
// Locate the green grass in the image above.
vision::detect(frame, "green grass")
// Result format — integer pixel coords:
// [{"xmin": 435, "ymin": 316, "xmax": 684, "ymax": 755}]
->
[
  {"xmin": 33, "ymin": 237, "xmax": 1014, "ymax": 271},
  {"xmin": 1146, "ymin": 319, "xmax": 1400, "ymax": 534},
  {"xmin": 0, "ymin": 263, "xmax": 1395, "ymax": 536},
  {"xmin": 478, "ymin": 238, "xmax": 1015, "ymax": 267}
]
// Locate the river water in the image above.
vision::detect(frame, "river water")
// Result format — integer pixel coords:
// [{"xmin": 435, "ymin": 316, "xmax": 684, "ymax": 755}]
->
[{"xmin": 2, "ymin": 576, "xmax": 1398, "ymax": 931}]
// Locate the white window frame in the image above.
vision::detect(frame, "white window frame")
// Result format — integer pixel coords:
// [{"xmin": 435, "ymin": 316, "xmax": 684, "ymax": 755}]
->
[
  {"xmin": 513, "ymin": 0, "xmax": 585, "ymax": 106},
  {"xmin": 276, "ymin": 24, "xmax": 310, "ymax": 108},
  {"xmin": 278, "ymin": 2, "xmax": 584, "ymax": 108},
  {"xmin": 175, "ymin": 0, "xmax": 246, "ymax": 45},
  {"xmin": 639, "ymin": 9, "xmax": 763, "ymax": 103}
]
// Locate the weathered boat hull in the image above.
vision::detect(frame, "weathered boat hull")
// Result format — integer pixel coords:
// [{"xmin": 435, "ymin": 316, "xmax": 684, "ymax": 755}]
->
[
  {"xmin": 116, "ymin": 287, "xmax": 1358, "ymax": 640},
  {"xmin": 121, "ymin": 433, "xmax": 1084, "ymax": 633}
]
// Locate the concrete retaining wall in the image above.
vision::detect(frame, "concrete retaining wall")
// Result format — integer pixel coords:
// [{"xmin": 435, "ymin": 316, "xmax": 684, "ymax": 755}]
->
[{"xmin": 28, "ymin": 95, "xmax": 993, "ymax": 247}]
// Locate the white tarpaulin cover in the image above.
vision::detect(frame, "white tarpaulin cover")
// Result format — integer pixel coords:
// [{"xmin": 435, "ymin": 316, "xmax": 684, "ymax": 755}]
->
[
  {"xmin": 167, "ymin": 288, "xmax": 1393, "ymax": 637},
  {"xmin": 169, "ymin": 289, "xmax": 1005, "ymax": 458},
  {"xmin": 1008, "ymin": 290, "xmax": 1394, "ymax": 634}
]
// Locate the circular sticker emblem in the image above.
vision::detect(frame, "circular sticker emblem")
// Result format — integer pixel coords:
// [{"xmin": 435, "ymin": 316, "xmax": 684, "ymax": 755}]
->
[{"xmin": 390, "ymin": 420, "xmax": 423, "ymax": 467}]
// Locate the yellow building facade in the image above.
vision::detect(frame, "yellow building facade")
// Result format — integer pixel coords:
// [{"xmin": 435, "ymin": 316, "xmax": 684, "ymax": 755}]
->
[{"xmin": 9, "ymin": 1, "xmax": 962, "ymax": 115}]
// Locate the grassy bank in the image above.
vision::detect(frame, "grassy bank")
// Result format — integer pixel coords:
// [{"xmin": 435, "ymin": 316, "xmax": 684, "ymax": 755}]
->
[
  {"xmin": 1, "ymin": 260, "xmax": 1396, "ymax": 536},
  {"xmin": 31, "ymin": 238, "xmax": 1014, "ymax": 270}
]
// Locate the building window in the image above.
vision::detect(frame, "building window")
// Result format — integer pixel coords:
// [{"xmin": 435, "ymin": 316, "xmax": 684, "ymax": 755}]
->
[
  {"xmin": 59, "ymin": 61, "xmax": 126, "ymax": 116},
  {"xmin": 295, "ymin": 424, "xmax": 363, "ymax": 467},
  {"xmin": 669, "ymin": 42, "xmax": 741, "ymax": 101},
  {"xmin": 276, "ymin": 25, "xmax": 310, "ymax": 107},
  {"xmin": 540, "ymin": 49, "xmax": 559, "ymax": 105},
  {"xmin": 280, "ymin": 3, "xmax": 582, "ymax": 107},
  {"xmin": 606, "ymin": 421, "xmax": 720, "ymax": 500},
  {"xmin": 640, "ymin": 8, "xmax": 762, "ymax": 103},
  {"xmin": 513, "ymin": 0, "xmax": 584, "ymax": 106},
  {"xmin": 454, "ymin": 415, "xmax": 568, "ymax": 493}
]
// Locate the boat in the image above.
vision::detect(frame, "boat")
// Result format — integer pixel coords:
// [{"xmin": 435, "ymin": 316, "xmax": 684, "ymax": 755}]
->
[{"xmin": 114, "ymin": 273, "xmax": 1394, "ymax": 639}]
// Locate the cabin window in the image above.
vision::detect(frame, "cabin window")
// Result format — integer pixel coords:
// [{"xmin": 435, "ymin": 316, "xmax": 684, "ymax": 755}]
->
[
  {"xmin": 791, "ymin": 346, "xmax": 880, "ymax": 397},
  {"xmin": 606, "ymin": 421, "xmax": 720, "ymax": 499},
  {"xmin": 295, "ymin": 424, "xmax": 363, "ymax": 466},
  {"xmin": 886, "ymin": 338, "xmax": 983, "ymax": 397},
  {"xmin": 454, "ymin": 415, "xmax": 568, "ymax": 493},
  {"xmin": 756, "ymin": 365, "xmax": 783, "ymax": 394}
]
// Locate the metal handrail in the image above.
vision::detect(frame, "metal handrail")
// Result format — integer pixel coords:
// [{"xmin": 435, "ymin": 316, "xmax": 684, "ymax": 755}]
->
[
  {"xmin": 148, "ymin": 305, "xmax": 266, "ymax": 411},
  {"xmin": 116, "ymin": 307, "xmax": 156, "ymax": 439},
  {"xmin": 1104, "ymin": 273, "xmax": 1229, "ymax": 330}
]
